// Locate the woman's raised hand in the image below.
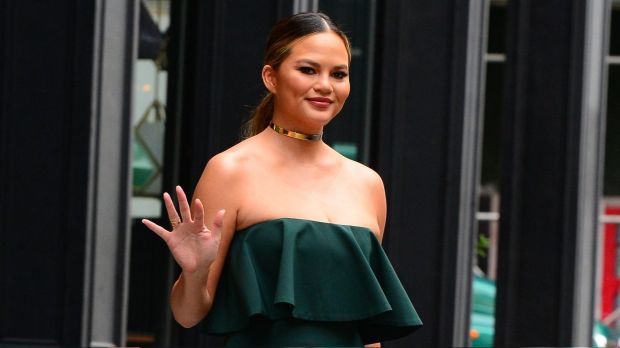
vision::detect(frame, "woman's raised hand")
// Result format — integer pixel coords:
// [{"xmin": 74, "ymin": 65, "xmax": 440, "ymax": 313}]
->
[{"xmin": 142, "ymin": 186, "xmax": 225, "ymax": 275}]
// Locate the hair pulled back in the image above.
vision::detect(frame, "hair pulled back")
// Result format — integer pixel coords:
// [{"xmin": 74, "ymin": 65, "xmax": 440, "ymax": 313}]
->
[{"xmin": 243, "ymin": 12, "xmax": 351, "ymax": 137}]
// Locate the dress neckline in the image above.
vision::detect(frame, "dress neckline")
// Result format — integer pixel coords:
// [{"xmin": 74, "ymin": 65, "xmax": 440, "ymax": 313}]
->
[{"xmin": 236, "ymin": 217, "xmax": 375, "ymax": 234}]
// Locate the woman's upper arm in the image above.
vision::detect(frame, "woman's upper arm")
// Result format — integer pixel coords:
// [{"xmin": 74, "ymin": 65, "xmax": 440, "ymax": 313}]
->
[
  {"xmin": 368, "ymin": 169, "xmax": 387, "ymax": 243},
  {"xmin": 191, "ymin": 153, "xmax": 242, "ymax": 302}
]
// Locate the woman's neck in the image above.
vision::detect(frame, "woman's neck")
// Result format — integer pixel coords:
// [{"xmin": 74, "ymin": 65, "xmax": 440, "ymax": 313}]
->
[
  {"xmin": 269, "ymin": 115, "xmax": 324, "ymax": 136},
  {"xmin": 261, "ymin": 126, "xmax": 327, "ymax": 163},
  {"xmin": 269, "ymin": 121, "xmax": 322, "ymax": 141}
]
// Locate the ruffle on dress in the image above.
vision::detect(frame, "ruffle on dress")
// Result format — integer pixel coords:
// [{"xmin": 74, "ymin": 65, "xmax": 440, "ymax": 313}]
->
[{"xmin": 204, "ymin": 218, "xmax": 422, "ymax": 343}]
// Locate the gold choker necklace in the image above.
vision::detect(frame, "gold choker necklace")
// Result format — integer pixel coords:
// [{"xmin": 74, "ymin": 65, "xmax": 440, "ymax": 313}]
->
[{"xmin": 269, "ymin": 122, "xmax": 322, "ymax": 141}]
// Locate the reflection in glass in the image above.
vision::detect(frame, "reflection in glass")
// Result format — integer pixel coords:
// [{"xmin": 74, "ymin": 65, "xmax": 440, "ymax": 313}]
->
[
  {"xmin": 132, "ymin": 0, "xmax": 169, "ymax": 216},
  {"xmin": 127, "ymin": 1, "xmax": 171, "ymax": 346},
  {"xmin": 596, "ymin": 4, "xmax": 620, "ymax": 343},
  {"xmin": 470, "ymin": 2, "xmax": 506, "ymax": 347}
]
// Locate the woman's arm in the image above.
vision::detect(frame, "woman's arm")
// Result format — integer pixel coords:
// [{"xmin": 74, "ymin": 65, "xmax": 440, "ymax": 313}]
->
[
  {"xmin": 365, "ymin": 168, "xmax": 387, "ymax": 243},
  {"xmin": 144, "ymin": 153, "xmax": 240, "ymax": 328},
  {"xmin": 366, "ymin": 172, "xmax": 387, "ymax": 346},
  {"xmin": 143, "ymin": 185, "xmax": 226, "ymax": 328},
  {"xmin": 184, "ymin": 153, "xmax": 240, "ymax": 322}
]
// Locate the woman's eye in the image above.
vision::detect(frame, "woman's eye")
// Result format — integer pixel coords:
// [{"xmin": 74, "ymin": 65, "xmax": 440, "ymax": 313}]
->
[
  {"xmin": 298, "ymin": 67, "xmax": 315, "ymax": 75},
  {"xmin": 332, "ymin": 71, "xmax": 349, "ymax": 79}
]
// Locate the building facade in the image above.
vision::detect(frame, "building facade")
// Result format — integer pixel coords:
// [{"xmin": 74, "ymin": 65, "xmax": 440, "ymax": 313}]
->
[{"xmin": 1, "ymin": 0, "xmax": 618, "ymax": 347}]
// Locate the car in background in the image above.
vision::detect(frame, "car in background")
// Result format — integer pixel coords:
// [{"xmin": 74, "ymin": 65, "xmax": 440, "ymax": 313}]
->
[
  {"xmin": 470, "ymin": 275, "xmax": 495, "ymax": 347},
  {"xmin": 469, "ymin": 275, "xmax": 616, "ymax": 347}
]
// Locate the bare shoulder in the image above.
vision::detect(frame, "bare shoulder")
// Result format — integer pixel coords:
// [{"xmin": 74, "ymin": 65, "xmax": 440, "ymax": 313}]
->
[
  {"xmin": 193, "ymin": 137, "xmax": 261, "ymax": 208},
  {"xmin": 192, "ymin": 137, "xmax": 262, "ymax": 230},
  {"xmin": 329, "ymin": 150, "xmax": 387, "ymax": 238},
  {"xmin": 201, "ymin": 137, "xmax": 259, "ymax": 180},
  {"xmin": 342, "ymin": 157, "xmax": 386, "ymax": 218},
  {"xmin": 338, "ymin": 155, "xmax": 385, "ymax": 194}
]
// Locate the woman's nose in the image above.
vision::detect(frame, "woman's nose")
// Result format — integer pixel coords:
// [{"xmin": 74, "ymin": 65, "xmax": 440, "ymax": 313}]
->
[{"xmin": 314, "ymin": 74, "xmax": 333, "ymax": 94}]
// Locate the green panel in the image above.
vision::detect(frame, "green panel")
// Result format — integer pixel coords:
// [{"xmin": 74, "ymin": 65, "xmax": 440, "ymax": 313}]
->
[
  {"xmin": 472, "ymin": 275, "xmax": 496, "ymax": 315},
  {"xmin": 470, "ymin": 276, "xmax": 496, "ymax": 347},
  {"xmin": 470, "ymin": 312, "xmax": 494, "ymax": 347},
  {"xmin": 132, "ymin": 140, "xmax": 154, "ymax": 188},
  {"xmin": 332, "ymin": 142, "xmax": 358, "ymax": 160}
]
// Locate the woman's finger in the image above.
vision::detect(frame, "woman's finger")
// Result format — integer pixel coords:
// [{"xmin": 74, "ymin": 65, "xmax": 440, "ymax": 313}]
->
[
  {"xmin": 176, "ymin": 185, "xmax": 193, "ymax": 222},
  {"xmin": 142, "ymin": 219, "xmax": 170, "ymax": 242},
  {"xmin": 163, "ymin": 192, "xmax": 181, "ymax": 227},
  {"xmin": 193, "ymin": 198, "xmax": 205, "ymax": 226}
]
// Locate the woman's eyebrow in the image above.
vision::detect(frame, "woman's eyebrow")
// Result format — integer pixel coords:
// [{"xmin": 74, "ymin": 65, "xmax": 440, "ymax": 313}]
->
[
  {"xmin": 295, "ymin": 59, "xmax": 349, "ymax": 70},
  {"xmin": 295, "ymin": 59, "xmax": 320, "ymax": 67}
]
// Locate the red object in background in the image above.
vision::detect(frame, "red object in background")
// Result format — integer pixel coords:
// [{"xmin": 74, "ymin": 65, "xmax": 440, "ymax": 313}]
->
[{"xmin": 602, "ymin": 205, "xmax": 620, "ymax": 320}]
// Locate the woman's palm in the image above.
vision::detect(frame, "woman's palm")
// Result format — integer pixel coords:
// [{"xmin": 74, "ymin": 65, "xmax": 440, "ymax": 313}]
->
[
  {"xmin": 142, "ymin": 186, "xmax": 224, "ymax": 274},
  {"xmin": 166, "ymin": 219, "xmax": 218, "ymax": 273}
]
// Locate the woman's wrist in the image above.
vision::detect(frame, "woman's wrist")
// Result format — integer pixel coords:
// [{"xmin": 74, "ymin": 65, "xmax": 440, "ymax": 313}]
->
[
  {"xmin": 181, "ymin": 263, "xmax": 210, "ymax": 282},
  {"xmin": 170, "ymin": 270, "xmax": 212, "ymax": 326}
]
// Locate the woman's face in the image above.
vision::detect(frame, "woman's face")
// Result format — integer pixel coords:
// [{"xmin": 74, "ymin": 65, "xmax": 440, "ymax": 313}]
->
[{"xmin": 263, "ymin": 31, "xmax": 350, "ymax": 132}]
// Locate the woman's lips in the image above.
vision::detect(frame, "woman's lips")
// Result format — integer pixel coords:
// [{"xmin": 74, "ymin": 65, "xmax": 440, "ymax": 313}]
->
[{"xmin": 306, "ymin": 97, "xmax": 333, "ymax": 108}]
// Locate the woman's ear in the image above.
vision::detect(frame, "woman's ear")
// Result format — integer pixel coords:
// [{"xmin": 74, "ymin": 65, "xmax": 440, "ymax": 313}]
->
[{"xmin": 262, "ymin": 65, "xmax": 277, "ymax": 94}]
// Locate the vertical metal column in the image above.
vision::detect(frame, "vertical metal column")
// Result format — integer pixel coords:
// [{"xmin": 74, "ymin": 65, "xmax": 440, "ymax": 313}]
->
[
  {"xmin": 447, "ymin": 0, "xmax": 488, "ymax": 345},
  {"xmin": 85, "ymin": 0, "xmax": 138, "ymax": 346},
  {"xmin": 293, "ymin": 0, "xmax": 318, "ymax": 14},
  {"xmin": 572, "ymin": 0, "xmax": 610, "ymax": 345}
]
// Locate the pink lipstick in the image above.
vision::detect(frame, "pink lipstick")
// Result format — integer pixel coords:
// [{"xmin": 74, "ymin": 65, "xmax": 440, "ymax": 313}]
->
[{"xmin": 306, "ymin": 97, "xmax": 333, "ymax": 108}]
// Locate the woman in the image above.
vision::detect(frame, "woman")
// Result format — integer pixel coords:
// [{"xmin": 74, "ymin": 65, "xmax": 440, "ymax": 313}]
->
[{"xmin": 142, "ymin": 12, "xmax": 422, "ymax": 347}]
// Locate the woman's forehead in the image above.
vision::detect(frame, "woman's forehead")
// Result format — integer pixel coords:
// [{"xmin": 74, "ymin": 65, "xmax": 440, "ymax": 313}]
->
[{"xmin": 287, "ymin": 32, "xmax": 349, "ymax": 64}]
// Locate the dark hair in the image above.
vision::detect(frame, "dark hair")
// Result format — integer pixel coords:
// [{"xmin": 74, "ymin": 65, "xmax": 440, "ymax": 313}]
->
[{"xmin": 243, "ymin": 12, "xmax": 351, "ymax": 137}]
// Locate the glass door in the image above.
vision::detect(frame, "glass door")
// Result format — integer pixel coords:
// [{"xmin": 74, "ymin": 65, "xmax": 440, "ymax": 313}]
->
[
  {"xmin": 595, "ymin": 3, "xmax": 620, "ymax": 347},
  {"xmin": 127, "ymin": 0, "xmax": 171, "ymax": 346},
  {"xmin": 470, "ymin": 1, "xmax": 508, "ymax": 346}
]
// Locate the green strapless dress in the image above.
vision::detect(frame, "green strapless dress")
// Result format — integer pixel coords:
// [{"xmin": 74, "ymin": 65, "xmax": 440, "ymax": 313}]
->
[{"xmin": 204, "ymin": 218, "xmax": 422, "ymax": 347}]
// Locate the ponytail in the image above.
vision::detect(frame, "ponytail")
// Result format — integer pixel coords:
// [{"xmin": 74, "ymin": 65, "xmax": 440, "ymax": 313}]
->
[{"xmin": 243, "ymin": 92, "xmax": 274, "ymax": 138}]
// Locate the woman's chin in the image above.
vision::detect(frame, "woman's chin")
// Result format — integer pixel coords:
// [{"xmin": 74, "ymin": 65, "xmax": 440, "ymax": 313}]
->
[{"xmin": 301, "ymin": 109, "xmax": 340, "ymax": 125}]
